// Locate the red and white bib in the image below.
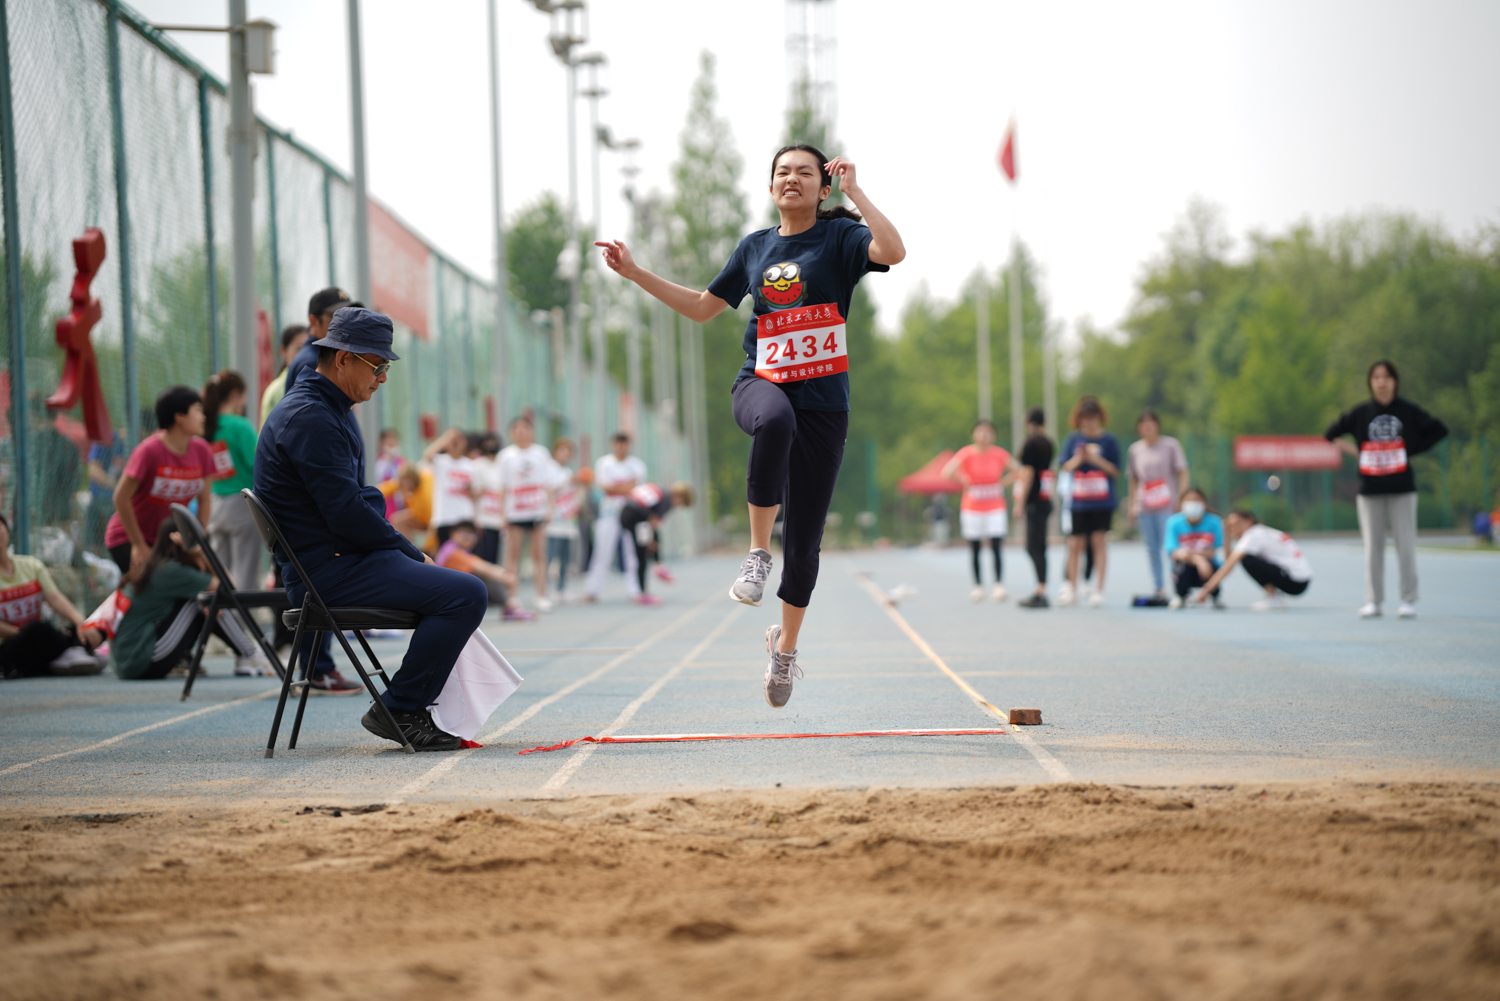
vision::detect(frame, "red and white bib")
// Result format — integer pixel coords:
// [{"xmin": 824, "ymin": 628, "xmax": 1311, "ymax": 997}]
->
[
  {"xmin": 508, "ymin": 484, "xmax": 546, "ymax": 520},
  {"xmin": 1072, "ymin": 470, "xmax": 1110, "ymax": 501},
  {"xmin": 1141, "ymin": 477, "xmax": 1173, "ymax": 510},
  {"xmin": 210, "ymin": 440, "xmax": 236, "ymax": 480},
  {"xmin": 1039, "ymin": 470, "xmax": 1056, "ymax": 501},
  {"xmin": 0, "ymin": 580, "xmax": 45, "ymax": 628},
  {"xmin": 754, "ymin": 304, "xmax": 847, "ymax": 385},
  {"xmin": 1178, "ymin": 530, "xmax": 1217, "ymax": 553},
  {"xmin": 1359, "ymin": 439, "xmax": 1407, "ymax": 476},
  {"xmin": 630, "ymin": 483, "xmax": 663, "ymax": 508},
  {"xmin": 147, "ymin": 464, "xmax": 206, "ymax": 503}
]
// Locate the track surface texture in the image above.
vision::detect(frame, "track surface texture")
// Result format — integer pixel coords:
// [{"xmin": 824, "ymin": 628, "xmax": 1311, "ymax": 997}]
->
[{"xmin": 2, "ymin": 539, "xmax": 1496, "ymax": 999}]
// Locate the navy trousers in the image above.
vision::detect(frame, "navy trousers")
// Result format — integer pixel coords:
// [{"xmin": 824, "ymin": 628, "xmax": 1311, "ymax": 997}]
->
[
  {"xmin": 731, "ymin": 377, "xmax": 846, "ymax": 608},
  {"xmin": 287, "ymin": 549, "xmax": 488, "ymax": 712}
]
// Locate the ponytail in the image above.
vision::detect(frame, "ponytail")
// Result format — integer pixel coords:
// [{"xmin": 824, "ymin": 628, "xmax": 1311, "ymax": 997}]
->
[
  {"xmin": 201, "ymin": 369, "xmax": 246, "ymax": 441},
  {"xmin": 817, "ymin": 204, "xmax": 862, "ymax": 222}
]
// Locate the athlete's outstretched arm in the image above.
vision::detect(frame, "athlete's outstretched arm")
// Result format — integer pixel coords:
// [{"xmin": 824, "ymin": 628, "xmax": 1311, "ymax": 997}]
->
[
  {"xmin": 825, "ymin": 157, "xmax": 906, "ymax": 266},
  {"xmin": 594, "ymin": 241, "xmax": 730, "ymax": 324}
]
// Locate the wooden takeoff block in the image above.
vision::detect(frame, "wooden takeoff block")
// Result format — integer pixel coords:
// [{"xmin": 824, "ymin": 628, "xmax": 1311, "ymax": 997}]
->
[{"xmin": 1008, "ymin": 708, "xmax": 1042, "ymax": 726}]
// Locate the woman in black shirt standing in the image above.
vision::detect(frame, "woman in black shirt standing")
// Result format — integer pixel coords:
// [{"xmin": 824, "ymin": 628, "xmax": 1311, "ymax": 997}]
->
[
  {"xmin": 1324, "ymin": 359, "xmax": 1447, "ymax": 619},
  {"xmin": 1013, "ymin": 408, "xmax": 1055, "ymax": 608},
  {"xmin": 596, "ymin": 144, "xmax": 904, "ymax": 708}
]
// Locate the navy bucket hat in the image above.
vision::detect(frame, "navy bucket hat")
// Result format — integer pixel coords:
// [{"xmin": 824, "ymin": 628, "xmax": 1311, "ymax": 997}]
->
[{"xmin": 321, "ymin": 306, "xmax": 400, "ymax": 361}]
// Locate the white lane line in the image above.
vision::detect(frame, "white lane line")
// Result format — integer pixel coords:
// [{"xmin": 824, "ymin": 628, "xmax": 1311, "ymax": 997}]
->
[
  {"xmin": 537, "ymin": 604, "xmax": 747, "ymax": 794},
  {"xmin": 393, "ymin": 594, "xmax": 722, "ymax": 798},
  {"xmin": 850, "ymin": 571, "xmax": 1073, "ymax": 782},
  {"xmin": 0, "ymin": 689, "xmax": 280, "ymax": 778}
]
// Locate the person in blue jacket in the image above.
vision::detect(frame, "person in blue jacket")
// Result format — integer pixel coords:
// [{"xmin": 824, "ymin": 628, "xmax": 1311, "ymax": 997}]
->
[
  {"xmin": 255, "ymin": 307, "xmax": 487, "ymax": 752},
  {"xmin": 282, "ymin": 286, "xmax": 353, "ymax": 394},
  {"xmin": 1163, "ymin": 486, "xmax": 1225, "ymax": 609},
  {"xmin": 1058, "ymin": 395, "xmax": 1120, "ymax": 607}
]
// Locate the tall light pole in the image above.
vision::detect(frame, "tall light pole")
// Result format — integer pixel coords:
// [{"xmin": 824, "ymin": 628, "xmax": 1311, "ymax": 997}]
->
[
  {"xmin": 578, "ymin": 53, "xmax": 607, "ymax": 454},
  {"xmin": 487, "ymin": 0, "xmax": 509, "ymax": 429},
  {"xmin": 346, "ymin": 0, "xmax": 378, "ymax": 470},
  {"xmin": 227, "ymin": 0, "xmax": 257, "ymax": 407},
  {"xmin": 975, "ymin": 281, "xmax": 991, "ymax": 424},
  {"xmin": 528, "ymin": 1, "xmax": 587, "ymax": 444},
  {"xmin": 599, "ymin": 125, "xmax": 641, "ymax": 431}
]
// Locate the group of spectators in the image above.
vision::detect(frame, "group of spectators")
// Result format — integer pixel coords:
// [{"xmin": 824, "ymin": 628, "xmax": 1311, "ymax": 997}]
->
[
  {"xmin": 1, "ymin": 286, "xmax": 691, "ymax": 685},
  {"xmin": 945, "ymin": 358, "xmax": 1447, "ymax": 616}
]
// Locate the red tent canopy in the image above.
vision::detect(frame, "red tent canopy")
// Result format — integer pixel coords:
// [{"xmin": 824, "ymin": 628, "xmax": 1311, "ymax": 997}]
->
[{"xmin": 897, "ymin": 449, "xmax": 957, "ymax": 495}]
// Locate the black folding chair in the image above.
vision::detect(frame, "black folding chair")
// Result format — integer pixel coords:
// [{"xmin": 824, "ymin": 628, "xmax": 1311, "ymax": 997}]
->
[
  {"xmin": 241, "ymin": 488, "xmax": 419, "ymax": 757},
  {"xmin": 169, "ymin": 503, "xmax": 290, "ymax": 701}
]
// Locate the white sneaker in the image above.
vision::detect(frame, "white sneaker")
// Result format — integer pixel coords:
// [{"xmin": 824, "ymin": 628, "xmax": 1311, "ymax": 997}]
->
[
  {"xmin": 1358, "ymin": 603, "xmax": 1382, "ymax": 618},
  {"xmin": 1056, "ymin": 583, "xmax": 1077, "ymax": 606},
  {"xmin": 1087, "ymin": 590, "xmax": 1105, "ymax": 608},
  {"xmin": 234, "ymin": 655, "xmax": 276, "ymax": 677},
  {"xmin": 536, "ymin": 596, "xmax": 555, "ymax": 613},
  {"xmin": 730, "ymin": 549, "xmax": 773, "ymax": 606},
  {"xmin": 48, "ymin": 645, "xmax": 105, "ymax": 675},
  {"xmin": 1168, "ymin": 595, "xmax": 1184, "ymax": 610},
  {"xmin": 969, "ymin": 586, "xmax": 986, "ymax": 603},
  {"xmin": 1250, "ymin": 594, "xmax": 1288, "ymax": 612},
  {"xmin": 1396, "ymin": 602, "xmax": 1417, "ymax": 618},
  {"xmin": 990, "ymin": 584, "xmax": 1008, "ymax": 603}
]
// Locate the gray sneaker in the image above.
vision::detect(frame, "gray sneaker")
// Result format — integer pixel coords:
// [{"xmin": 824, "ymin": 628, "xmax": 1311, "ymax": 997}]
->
[
  {"xmin": 730, "ymin": 548, "xmax": 773, "ymax": 606},
  {"xmin": 763, "ymin": 624, "xmax": 803, "ymax": 708}
]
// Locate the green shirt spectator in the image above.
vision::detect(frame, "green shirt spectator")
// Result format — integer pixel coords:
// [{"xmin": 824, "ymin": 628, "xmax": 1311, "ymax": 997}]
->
[{"xmin": 210, "ymin": 411, "xmax": 258, "ymax": 496}]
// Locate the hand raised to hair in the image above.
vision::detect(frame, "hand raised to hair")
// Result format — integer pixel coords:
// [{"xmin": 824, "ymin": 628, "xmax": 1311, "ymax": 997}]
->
[
  {"xmin": 594, "ymin": 240, "xmax": 637, "ymax": 279},
  {"xmin": 824, "ymin": 157, "xmax": 859, "ymax": 195}
]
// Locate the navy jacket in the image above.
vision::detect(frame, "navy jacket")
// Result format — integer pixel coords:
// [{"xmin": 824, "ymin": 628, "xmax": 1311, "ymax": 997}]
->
[
  {"xmin": 254, "ymin": 371, "xmax": 424, "ymax": 586},
  {"xmin": 283, "ymin": 337, "xmax": 321, "ymax": 393}
]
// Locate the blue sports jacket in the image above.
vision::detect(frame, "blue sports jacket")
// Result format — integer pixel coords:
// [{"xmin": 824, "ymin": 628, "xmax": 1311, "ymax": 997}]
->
[{"xmin": 253, "ymin": 371, "xmax": 424, "ymax": 586}]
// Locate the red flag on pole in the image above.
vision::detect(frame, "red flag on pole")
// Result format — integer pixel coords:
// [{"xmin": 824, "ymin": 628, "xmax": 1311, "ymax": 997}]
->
[{"xmin": 997, "ymin": 122, "xmax": 1017, "ymax": 184}]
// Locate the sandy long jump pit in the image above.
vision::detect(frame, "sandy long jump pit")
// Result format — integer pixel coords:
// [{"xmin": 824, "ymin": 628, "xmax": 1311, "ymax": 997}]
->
[{"xmin": 3, "ymin": 779, "xmax": 1497, "ymax": 1000}]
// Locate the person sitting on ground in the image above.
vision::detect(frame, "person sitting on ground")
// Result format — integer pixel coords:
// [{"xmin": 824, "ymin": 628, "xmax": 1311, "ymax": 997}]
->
[
  {"xmin": 434, "ymin": 521, "xmax": 536, "ymax": 621},
  {"xmin": 1164, "ymin": 487, "xmax": 1224, "ymax": 610},
  {"xmin": 618, "ymin": 482, "xmax": 694, "ymax": 606},
  {"xmin": 0, "ymin": 512, "xmax": 106, "ymax": 679},
  {"xmin": 1194, "ymin": 509, "xmax": 1313, "ymax": 612},
  {"xmin": 109, "ymin": 530, "xmax": 262, "ymax": 680},
  {"xmin": 255, "ymin": 307, "xmax": 489, "ymax": 751}
]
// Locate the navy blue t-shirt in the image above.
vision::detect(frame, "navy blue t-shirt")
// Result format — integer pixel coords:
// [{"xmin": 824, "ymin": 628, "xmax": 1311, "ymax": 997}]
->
[{"xmin": 707, "ymin": 217, "xmax": 888, "ymax": 412}]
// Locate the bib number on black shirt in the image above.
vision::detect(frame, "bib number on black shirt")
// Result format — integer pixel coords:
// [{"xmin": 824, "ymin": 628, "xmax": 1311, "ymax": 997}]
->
[{"xmin": 754, "ymin": 304, "xmax": 847, "ymax": 384}]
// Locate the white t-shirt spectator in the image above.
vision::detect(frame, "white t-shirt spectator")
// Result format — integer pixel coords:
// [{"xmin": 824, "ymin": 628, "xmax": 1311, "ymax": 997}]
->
[
  {"xmin": 547, "ymin": 463, "xmax": 582, "ymax": 539},
  {"xmin": 498, "ymin": 444, "xmax": 555, "ymax": 524},
  {"xmin": 473, "ymin": 456, "xmax": 503, "ymax": 531},
  {"xmin": 430, "ymin": 453, "xmax": 476, "ymax": 528},
  {"xmin": 594, "ymin": 453, "xmax": 647, "ymax": 517},
  {"xmin": 1233, "ymin": 524, "xmax": 1313, "ymax": 582}
]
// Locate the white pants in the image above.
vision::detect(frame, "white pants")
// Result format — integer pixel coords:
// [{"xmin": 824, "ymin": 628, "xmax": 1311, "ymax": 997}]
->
[
  {"xmin": 207, "ymin": 491, "xmax": 263, "ymax": 591},
  {"xmin": 585, "ymin": 512, "xmax": 640, "ymax": 598},
  {"xmin": 1357, "ymin": 492, "xmax": 1419, "ymax": 606}
]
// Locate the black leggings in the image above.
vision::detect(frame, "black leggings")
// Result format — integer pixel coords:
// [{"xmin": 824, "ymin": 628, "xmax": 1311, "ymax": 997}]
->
[
  {"xmin": 732, "ymin": 378, "xmax": 847, "ymax": 608},
  {"xmin": 1025, "ymin": 500, "xmax": 1050, "ymax": 585},
  {"xmin": 0, "ymin": 621, "xmax": 81, "ymax": 678},
  {"xmin": 1173, "ymin": 558, "xmax": 1221, "ymax": 598},
  {"xmin": 970, "ymin": 538, "xmax": 1002, "ymax": 585},
  {"xmin": 1240, "ymin": 553, "xmax": 1310, "ymax": 596}
]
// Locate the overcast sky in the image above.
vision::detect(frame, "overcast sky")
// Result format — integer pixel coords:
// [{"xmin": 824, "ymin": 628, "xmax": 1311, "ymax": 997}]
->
[{"xmin": 134, "ymin": 0, "xmax": 1500, "ymax": 344}]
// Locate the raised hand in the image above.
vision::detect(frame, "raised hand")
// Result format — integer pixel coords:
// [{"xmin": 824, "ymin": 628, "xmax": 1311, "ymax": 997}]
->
[
  {"xmin": 824, "ymin": 157, "xmax": 859, "ymax": 195},
  {"xmin": 594, "ymin": 240, "xmax": 637, "ymax": 278}
]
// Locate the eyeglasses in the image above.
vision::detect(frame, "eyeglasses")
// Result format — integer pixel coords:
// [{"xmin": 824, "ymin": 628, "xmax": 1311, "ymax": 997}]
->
[{"xmin": 349, "ymin": 353, "xmax": 391, "ymax": 377}]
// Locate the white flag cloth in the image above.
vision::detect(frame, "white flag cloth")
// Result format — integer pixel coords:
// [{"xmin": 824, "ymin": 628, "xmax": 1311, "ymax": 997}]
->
[{"xmin": 428, "ymin": 630, "xmax": 523, "ymax": 740}]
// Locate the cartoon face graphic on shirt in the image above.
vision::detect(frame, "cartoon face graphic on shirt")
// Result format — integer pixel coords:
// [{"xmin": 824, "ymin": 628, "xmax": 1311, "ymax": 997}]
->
[
  {"xmin": 758, "ymin": 262, "xmax": 804, "ymax": 308},
  {"xmin": 1369, "ymin": 413, "xmax": 1403, "ymax": 441}
]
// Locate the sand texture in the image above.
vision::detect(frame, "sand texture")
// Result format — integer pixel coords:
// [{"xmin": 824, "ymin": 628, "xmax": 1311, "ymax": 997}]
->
[{"xmin": 3, "ymin": 779, "xmax": 1498, "ymax": 1000}]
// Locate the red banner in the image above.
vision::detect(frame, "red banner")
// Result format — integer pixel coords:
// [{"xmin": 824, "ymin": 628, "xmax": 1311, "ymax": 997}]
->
[
  {"xmin": 1233, "ymin": 435, "xmax": 1342, "ymax": 471},
  {"xmin": 369, "ymin": 199, "xmax": 430, "ymax": 339}
]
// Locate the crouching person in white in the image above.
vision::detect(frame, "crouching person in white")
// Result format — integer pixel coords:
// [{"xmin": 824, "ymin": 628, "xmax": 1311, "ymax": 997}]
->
[{"xmin": 1194, "ymin": 509, "xmax": 1312, "ymax": 611}]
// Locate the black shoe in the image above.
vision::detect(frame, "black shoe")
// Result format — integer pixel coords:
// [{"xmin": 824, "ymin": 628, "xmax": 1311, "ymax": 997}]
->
[
  {"xmin": 1018, "ymin": 593, "xmax": 1050, "ymax": 608},
  {"xmin": 361, "ymin": 704, "xmax": 463, "ymax": 751}
]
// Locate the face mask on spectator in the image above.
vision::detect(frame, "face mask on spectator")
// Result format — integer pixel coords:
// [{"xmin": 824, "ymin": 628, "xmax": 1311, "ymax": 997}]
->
[{"xmin": 1182, "ymin": 500, "xmax": 1206, "ymax": 521}]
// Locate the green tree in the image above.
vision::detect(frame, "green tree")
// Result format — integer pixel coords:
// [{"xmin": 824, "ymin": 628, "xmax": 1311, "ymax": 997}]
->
[
  {"xmin": 669, "ymin": 51, "xmax": 749, "ymax": 520},
  {"xmin": 505, "ymin": 192, "xmax": 571, "ymax": 314}
]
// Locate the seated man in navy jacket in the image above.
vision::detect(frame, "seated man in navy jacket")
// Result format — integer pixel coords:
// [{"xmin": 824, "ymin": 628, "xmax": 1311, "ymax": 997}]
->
[{"xmin": 255, "ymin": 307, "xmax": 487, "ymax": 751}]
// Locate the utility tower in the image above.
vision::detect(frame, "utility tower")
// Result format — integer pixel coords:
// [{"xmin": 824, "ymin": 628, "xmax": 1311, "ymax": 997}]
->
[{"xmin": 785, "ymin": 0, "xmax": 837, "ymax": 133}]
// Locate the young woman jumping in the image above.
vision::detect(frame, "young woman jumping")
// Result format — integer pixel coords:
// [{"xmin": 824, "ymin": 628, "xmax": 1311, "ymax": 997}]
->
[{"xmin": 596, "ymin": 143, "xmax": 904, "ymax": 707}]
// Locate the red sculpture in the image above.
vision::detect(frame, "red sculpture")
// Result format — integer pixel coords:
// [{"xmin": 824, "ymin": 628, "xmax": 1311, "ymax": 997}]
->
[{"xmin": 46, "ymin": 228, "xmax": 113, "ymax": 444}]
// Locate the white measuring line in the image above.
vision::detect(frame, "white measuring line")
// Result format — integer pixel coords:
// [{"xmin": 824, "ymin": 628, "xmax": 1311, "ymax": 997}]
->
[
  {"xmin": 851, "ymin": 572, "xmax": 1072, "ymax": 782},
  {"xmin": 393, "ymin": 593, "xmax": 723, "ymax": 798},
  {"xmin": 0, "ymin": 689, "xmax": 280, "ymax": 778},
  {"xmin": 538, "ymin": 603, "xmax": 747, "ymax": 794}
]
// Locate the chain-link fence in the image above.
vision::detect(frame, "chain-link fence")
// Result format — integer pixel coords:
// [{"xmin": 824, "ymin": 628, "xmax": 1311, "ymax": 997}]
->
[{"xmin": 0, "ymin": 0, "xmax": 695, "ymax": 611}]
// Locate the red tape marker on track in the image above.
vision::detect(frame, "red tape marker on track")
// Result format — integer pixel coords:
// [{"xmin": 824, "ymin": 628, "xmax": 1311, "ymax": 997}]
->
[{"xmin": 518, "ymin": 727, "xmax": 1007, "ymax": 755}]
